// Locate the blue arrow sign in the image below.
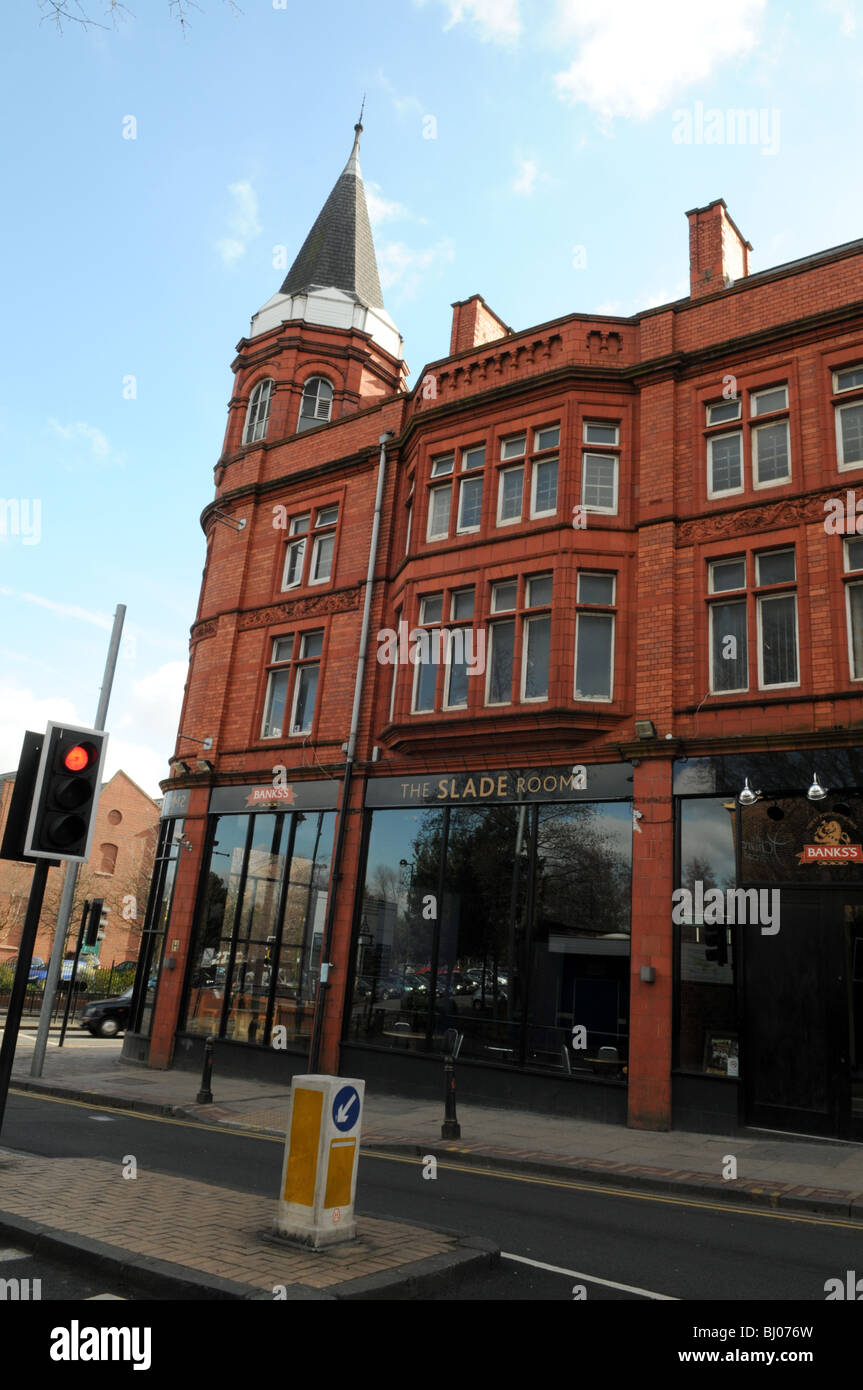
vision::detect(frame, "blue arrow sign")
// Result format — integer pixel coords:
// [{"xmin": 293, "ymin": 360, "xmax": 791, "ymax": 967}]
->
[{"xmin": 332, "ymin": 1084, "xmax": 360, "ymax": 1132}]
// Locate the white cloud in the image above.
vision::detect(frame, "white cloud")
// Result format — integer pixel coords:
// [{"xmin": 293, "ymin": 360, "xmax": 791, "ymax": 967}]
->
[
  {"xmin": 823, "ymin": 0, "xmax": 857, "ymax": 34},
  {"xmin": 216, "ymin": 180, "xmax": 261, "ymax": 267},
  {"xmin": 419, "ymin": 0, "xmax": 522, "ymax": 43},
  {"xmin": 0, "ymin": 681, "xmax": 81, "ymax": 775},
  {"xmin": 512, "ymin": 158, "xmax": 538, "ymax": 196},
  {"xmin": 0, "ymin": 587, "xmax": 113, "ymax": 630},
  {"xmin": 552, "ymin": 0, "xmax": 767, "ymax": 120},
  {"xmin": 366, "ymin": 184, "xmax": 417, "ymax": 228},
  {"xmin": 48, "ymin": 419, "xmax": 111, "ymax": 459},
  {"xmin": 378, "ymin": 238, "xmax": 456, "ymax": 298},
  {"xmin": 376, "ymin": 69, "xmax": 424, "ymax": 117}
]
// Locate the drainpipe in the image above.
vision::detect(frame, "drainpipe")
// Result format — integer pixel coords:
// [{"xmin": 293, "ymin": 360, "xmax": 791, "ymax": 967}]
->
[{"xmin": 308, "ymin": 429, "xmax": 395, "ymax": 1072}]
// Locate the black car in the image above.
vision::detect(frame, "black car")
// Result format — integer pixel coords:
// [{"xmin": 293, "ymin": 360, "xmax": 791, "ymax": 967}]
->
[{"xmin": 79, "ymin": 987, "xmax": 134, "ymax": 1038}]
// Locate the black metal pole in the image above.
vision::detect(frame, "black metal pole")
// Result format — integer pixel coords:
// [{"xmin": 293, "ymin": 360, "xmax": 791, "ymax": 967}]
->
[
  {"xmin": 0, "ymin": 860, "xmax": 49, "ymax": 1138},
  {"xmin": 441, "ymin": 1028, "xmax": 461, "ymax": 1139},
  {"xmin": 58, "ymin": 899, "xmax": 90, "ymax": 1048},
  {"xmin": 197, "ymin": 1034, "xmax": 214, "ymax": 1104}
]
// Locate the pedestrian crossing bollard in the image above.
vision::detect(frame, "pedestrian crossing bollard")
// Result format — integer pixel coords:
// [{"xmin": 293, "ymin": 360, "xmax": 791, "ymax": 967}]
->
[{"xmin": 275, "ymin": 1075, "xmax": 364, "ymax": 1248}]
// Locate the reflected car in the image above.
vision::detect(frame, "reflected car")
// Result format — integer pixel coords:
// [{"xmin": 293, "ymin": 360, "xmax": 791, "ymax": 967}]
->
[{"xmin": 78, "ymin": 987, "xmax": 134, "ymax": 1038}]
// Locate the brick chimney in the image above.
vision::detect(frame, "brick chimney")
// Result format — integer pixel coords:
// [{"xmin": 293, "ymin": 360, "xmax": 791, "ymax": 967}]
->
[
  {"xmin": 687, "ymin": 199, "xmax": 752, "ymax": 299},
  {"xmin": 450, "ymin": 294, "xmax": 510, "ymax": 355}
]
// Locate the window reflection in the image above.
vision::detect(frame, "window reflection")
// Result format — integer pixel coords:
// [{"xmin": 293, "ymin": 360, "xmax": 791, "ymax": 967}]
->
[
  {"xmin": 347, "ymin": 801, "xmax": 632, "ymax": 1075},
  {"xmin": 677, "ymin": 796, "xmax": 738, "ymax": 1073}
]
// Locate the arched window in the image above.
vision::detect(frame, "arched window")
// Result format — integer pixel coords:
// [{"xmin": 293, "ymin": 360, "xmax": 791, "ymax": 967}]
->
[
  {"xmin": 298, "ymin": 377, "xmax": 334, "ymax": 432},
  {"xmin": 243, "ymin": 378, "xmax": 274, "ymax": 445},
  {"xmin": 99, "ymin": 843, "xmax": 118, "ymax": 875}
]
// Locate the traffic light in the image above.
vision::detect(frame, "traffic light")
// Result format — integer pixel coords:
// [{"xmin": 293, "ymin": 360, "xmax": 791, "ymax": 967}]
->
[
  {"xmin": 85, "ymin": 898, "xmax": 105, "ymax": 948},
  {"xmin": 24, "ymin": 722, "xmax": 108, "ymax": 863},
  {"xmin": 703, "ymin": 920, "xmax": 729, "ymax": 967}
]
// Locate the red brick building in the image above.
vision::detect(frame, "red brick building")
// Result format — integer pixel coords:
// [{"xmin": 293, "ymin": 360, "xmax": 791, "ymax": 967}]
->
[
  {"xmin": 127, "ymin": 123, "xmax": 863, "ymax": 1141},
  {"xmin": 0, "ymin": 769, "xmax": 159, "ymax": 972}
]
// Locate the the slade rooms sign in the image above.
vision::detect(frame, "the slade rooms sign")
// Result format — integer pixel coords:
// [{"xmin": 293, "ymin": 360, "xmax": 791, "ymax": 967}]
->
[{"xmin": 364, "ymin": 763, "xmax": 633, "ymax": 808}]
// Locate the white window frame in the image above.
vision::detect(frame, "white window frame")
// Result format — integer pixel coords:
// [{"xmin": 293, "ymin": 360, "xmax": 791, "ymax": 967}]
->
[
  {"xmin": 297, "ymin": 377, "xmax": 334, "ymax": 430},
  {"xmin": 583, "ymin": 420, "xmax": 621, "ymax": 445},
  {"xmin": 706, "ymin": 430, "xmax": 744, "ymax": 499},
  {"xmin": 457, "ymin": 475, "xmax": 483, "ymax": 534},
  {"xmin": 289, "ymin": 661, "xmax": 321, "ymax": 735},
  {"xmin": 834, "ymin": 365, "xmax": 863, "ymax": 394},
  {"xmin": 534, "ymin": 425, "xmax": 560, "ymax": 452},
  {"xmin": 427, "ymin": 484, "xmax": 452, "ymax": 541},
  {"xmin": 500, "ymin": 435, "xmax": 526, "ymax": 461},
  {"xmin": 750, "ymin": 384, "xmax": 789, "ymax": 417},
  {"xmin": 755, "ymin": 548, "xmax": 796, "ymax": 587},
  {"xmin": 708, "ymin": 557, "xmax": 746, "ymax": 594},
  {"xmin": 836, "ymin": 398, "xmax": 863, "ymax": 472},
  {"xmin": 577, "ymin": 571, "xmax": 616, "ymax": 605},
  {"xmin": 845, "ymin": 581, "xmax": 863, "ymax": 682},
  {"xmin": 461, "ymin": 445, "xmax": 485, "ymax": 471},
  {"xmin": 497, "ymin": 466, "xmax": 524, "ymax": 525},
  {"xmin": 404, "ymin": 499, "xmax": 413, "ymax": 556},
  {"xmin": 530, "ymin": 458, "xmax": 558, "ymax": 519},
  {"xmin": 431, "ymin": 454, "xmax": 454, "ymax": 478},
  {"xmin": 411, "ymin": 637, "xmax": 439, "ymax": 713},
  {"xmin": 705, "ymin": 399, "xmax": 742, "ymax": 427},
  {"xmin": 708, "ymin": 600, "xmax": 749, "ymax": 694},
  {"xmin": 309, "ymin": 531, "xmax": 335, "ymax": 585},
  {"xmin": 574, "ymin": 610, "xmax": 615, "ymax": 703},
  {"xmin": 756, "ymin": 592, "xmax": 799, "ymax": 690},
  {"xmin": 485, "ymin": 619, "xmax": 515, "ymax": 707},
  {"xmin": 490, "ymin": 580, "xmax": 517, "ymax": 614},
  {"xmin": 581, "ymin": 452, "xmax": 619, "ymax": 514},
  {"xmin": 752, "ymin": 418, "xmax": 791, "ymax": 489},
  {"xmin": 243, "ymin": 379, "xmax": 274, "ymax": 445},
  {"xmin": 520, "ymin": 613, "xmax": 551, "ymax": 703}
]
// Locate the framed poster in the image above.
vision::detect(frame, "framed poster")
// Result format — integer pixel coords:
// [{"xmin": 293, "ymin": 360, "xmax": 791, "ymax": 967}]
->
[{"xmin": 704, "ymin": 1031, "xmax": 739, "ymax": 1077}]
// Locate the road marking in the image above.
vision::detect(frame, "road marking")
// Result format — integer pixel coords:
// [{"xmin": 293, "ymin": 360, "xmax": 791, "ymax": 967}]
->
[
  {"xmin": 88, "ymin": 1115, "xmax": 115, "ymax": 1122},
  {"xmin": 10, "ymin": 1090, "xmax": 863, "ymax": 1234},
  {"xmin": 501, "ymin": 1250, "xmax": 677, "ymax": 1300},
  {"xmin": 86, "ymin": 1294, "xmax": 127, "ymax": 1300},
  {"xmin": 0, "ymin": 1248, "xmax": 30, "ymax": 1262},
  {"xmin": 360, "ymin": 1150, "xmax": 863, "ymax": 1232}
]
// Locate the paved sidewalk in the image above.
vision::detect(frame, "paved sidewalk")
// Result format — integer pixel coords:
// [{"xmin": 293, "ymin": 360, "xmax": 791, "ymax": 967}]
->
[{"xmin": 8, "ymin": 1032, "xmax": 863, "ymax": 1222}]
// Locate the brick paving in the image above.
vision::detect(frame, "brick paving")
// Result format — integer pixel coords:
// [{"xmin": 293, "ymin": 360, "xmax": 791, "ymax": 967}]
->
[{"xmin": 0, "ymin": 1148, "xmax": 456, "ymax": 1293}]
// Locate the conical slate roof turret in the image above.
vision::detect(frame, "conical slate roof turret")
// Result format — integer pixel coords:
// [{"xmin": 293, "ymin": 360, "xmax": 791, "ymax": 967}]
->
[{"xmin": 279, "ymin": 121, "xmax": 384, "ymax": 309}]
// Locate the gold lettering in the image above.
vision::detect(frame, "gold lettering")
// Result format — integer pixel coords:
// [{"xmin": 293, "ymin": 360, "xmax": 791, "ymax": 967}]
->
[
  {"xmin": 498, "ymin": 776, "xmax": 508, "ymax": 798},
  {"xmin": 479, "ymin": 777, "xmax": 494, "ymax": 798},
  {"xmin": 463, "ymin": 778, "xmax": 476, "ymax": 799},
  {"xmin": 437, "ymin": 779, "xmax": 448, "ymax": 799},
  {"xmin": 516, "ymin": 777, "xmax": 526, "ymax": 795}
]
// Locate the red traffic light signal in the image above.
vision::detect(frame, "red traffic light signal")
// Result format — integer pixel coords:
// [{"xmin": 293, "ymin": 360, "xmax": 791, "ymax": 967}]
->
[{"xmin": 23, "ymin": 722, "xmax": 109, "ymax": 863}]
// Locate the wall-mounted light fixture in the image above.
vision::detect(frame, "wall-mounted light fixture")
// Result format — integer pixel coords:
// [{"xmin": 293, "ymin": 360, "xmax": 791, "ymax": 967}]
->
[
  {"xmin": 197, "ymin": 759, "xmax": 215, "ymax": 773},
  {"xmin": 807, "ymin": 772, "xmax": 828, "ymax": 802},
  {"xmin": 738, "ymin": 777, "xmax": 762, "ymax": 806},
  {"xmin": 634, "ymin": 720, "xmax": 656, "ymax": 739}
]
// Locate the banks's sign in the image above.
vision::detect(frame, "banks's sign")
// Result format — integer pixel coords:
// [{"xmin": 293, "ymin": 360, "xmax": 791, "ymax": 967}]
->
[{"xmin": 797, "ymin": 815, "xmax": 863, "ymax": 865}]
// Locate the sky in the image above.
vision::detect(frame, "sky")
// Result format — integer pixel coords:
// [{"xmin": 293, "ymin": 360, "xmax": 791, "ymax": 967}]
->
[{"xmin": 1, "ymin": 0, "xmax": 862, "ymax": 796}]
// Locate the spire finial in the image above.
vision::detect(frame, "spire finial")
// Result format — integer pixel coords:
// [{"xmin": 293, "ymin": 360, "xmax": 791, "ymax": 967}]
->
[{"xmin": 356, "ymin": 93, "xmax": 365, "ymax": 134}]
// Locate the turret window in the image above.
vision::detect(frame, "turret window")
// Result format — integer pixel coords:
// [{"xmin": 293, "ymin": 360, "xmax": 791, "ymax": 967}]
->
[
  {"xmin": 298, "ymin": 377, "xmax": 334, "ymax": 432},
  {"xmin": 243, "ymin": 379, "xmax": 274, "ymax": 445}
]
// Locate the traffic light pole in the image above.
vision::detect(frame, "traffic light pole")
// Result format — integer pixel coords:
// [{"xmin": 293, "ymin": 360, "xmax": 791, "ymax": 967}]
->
[
  {"xmin": 58, "ymin": 899, "xmax": 91, "ymax": 1049},
  {"xmin": 30, "ymin": 604, "xmax": 126, "ymax": 1078},
  {"xmin": 0, "ymin": 860, "xmax": 49, "ymax": 1137}
]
